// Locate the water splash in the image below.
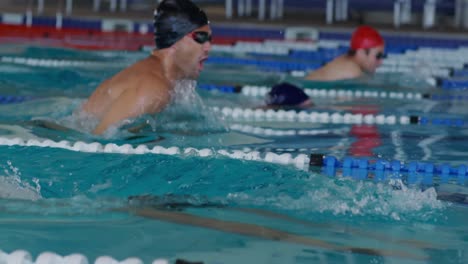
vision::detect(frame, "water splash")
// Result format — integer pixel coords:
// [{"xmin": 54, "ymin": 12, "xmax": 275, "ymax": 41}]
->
[
  {"xmin": 55, "ymin": 107, "xmax": 99, "ymax": 135},
  {"xmin": 154, "ymin": 80, "xmax": 228, "ymax": 133},
  {"xmin": 58, "ymin": 103, "xmax": 138, "ymax": 139},
  {"xmin": 0, "ymin": 161, "xmax": 41, "ymax": 201},
  {"xmin": 228, "ymin": 173, "xmax": 446, "ymax": 222},
  {"xmin": 58, "ymin": 80, "xmax": 227, "ymax": 138}
]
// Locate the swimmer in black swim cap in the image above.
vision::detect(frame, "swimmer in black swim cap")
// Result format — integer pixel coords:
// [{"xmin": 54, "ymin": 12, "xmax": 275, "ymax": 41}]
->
[
  {"xmin": 82, "ymin": 0, "xmax": 212, "ymax": 135},
  {"xmin": 266, "ymin": 82, "xmax": 313, "ymax": 108},
  {"xmin": 154, "ymin": 0, "xmax": 209, "ymax": 49}
]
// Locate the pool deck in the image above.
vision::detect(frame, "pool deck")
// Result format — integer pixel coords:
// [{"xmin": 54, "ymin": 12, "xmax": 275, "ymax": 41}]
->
[{"xmin": 1, "ymin": 1, "xmax": 468, "ymax": 40}]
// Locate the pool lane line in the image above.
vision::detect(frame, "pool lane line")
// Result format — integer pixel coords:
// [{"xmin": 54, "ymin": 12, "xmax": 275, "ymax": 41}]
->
[
  {"xmin": 201, "ymin": 83, "xmax": 468, "ymax": 102},
  {"xmin": 213, "ymin": 107, "xmax": 466, "ymax": 127},
  {"xmin": 236, "ymin": 84, "xmax": 426, "ymax": 100},
  {"xmin": 0, "ymin": 54, "xmax": 450, "ymax": 101},
  {"xmin": 0, "ymin": 56, "xmax": 130, "ymax": 68},
  {"xmin": 309, "ymin": 154, "xmax": 467, "ymax": 186},
  {"xmin": 0, "ymin": 249, "xmax": 169, "ymax": 264},
  {"xmin": 0, "ymin": 137, "xmax": 311, "ymax": 170},
  {"xmin": 229, "ymin": 123, "xmax": 349, "ymax": 137},
  {"xmin": 2, "ymin": 136, "xmax": 467, "ymax": 186}
]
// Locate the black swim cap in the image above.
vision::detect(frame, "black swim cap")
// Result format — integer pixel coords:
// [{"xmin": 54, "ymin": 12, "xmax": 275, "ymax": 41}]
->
[
  {"xmin": 266, "ymin": 83, "xmax": 310, "ymax": 106},
  {"xmin": 154, "ymin": 0, "xmax": 209, "ymax": 49}
]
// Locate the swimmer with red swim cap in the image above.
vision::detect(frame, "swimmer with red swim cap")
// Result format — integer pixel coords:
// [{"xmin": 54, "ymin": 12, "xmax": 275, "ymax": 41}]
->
[
  {"xmin": 82, "ymin": 0, "xmax": 212, "ymax": 135},
  {"xmin": 306, "ymin": 25, "xmax": 385, "ymax": 81}
]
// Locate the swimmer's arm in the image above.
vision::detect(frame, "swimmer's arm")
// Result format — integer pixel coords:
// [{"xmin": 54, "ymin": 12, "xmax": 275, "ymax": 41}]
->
[{"xmin": 93, "ymin": 86, "xmax": 168, "ymax": 135}]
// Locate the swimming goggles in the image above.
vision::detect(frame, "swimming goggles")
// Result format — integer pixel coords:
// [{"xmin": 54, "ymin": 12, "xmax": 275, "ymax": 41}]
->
[
  {"xmin": 375, "ymin": 52, "xmax": 386, "ymax": 60},
  {"xmin": 190, "ymin": 31, "xmax": 212, "ymax": 44}
]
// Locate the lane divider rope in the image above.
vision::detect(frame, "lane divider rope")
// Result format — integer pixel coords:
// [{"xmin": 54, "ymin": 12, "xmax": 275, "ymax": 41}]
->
[
  {"xmin": 310, "ymin": 154, "xmax": 467, "ymax": 186},
  {"xmin": 213, "ymin": 107, "xmax": 465, "ymax": 127},
  {"xmin": 0, "ymin": 249, "xmax": 169, "ymax": 264},
  {"xmin": 0, "ymin": 137, "xmax": 311, "ymax": 169},
  {"xmin": 0, "ymin": 56, "xmax": 129, "ymax": 68},
  {"xmin": 1, "ymin": 136, "xmax": 466, "ymax": 186},
  {"xmin": 200, "ymin": 84, "xmax": 454, "ymax": 102},
  {"xmin": 0, "ymin": 96, "xmax": 464, "ymax": 127},
  {"xmin": 239, "ymin": 85, "xmax": 425, "ymax": 100},
  {"xmin": 229, "ymin": 124, "xmax": 348, "ymax": 137}
]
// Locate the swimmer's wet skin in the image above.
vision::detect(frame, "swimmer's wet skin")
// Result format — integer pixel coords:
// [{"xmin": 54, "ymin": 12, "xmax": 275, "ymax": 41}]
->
[{"xmin": 81, "ymin": 0, "xmax": 211, "ymax": 135}]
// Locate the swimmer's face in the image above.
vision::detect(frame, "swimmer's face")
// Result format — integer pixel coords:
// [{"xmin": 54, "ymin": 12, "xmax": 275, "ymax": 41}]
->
[
  {"xmin": 175, "ymin": 25, "xmax": 212, "ymax": 79},
  {"xmin": 360, "ymin": 46, "xmax": 385, "ymax": 74}
]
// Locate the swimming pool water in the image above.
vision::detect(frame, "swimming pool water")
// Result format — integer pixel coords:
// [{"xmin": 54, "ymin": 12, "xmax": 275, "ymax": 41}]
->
[{"xmin": 0, "ymin": 44, "xmax": 467, "ymax": 263}]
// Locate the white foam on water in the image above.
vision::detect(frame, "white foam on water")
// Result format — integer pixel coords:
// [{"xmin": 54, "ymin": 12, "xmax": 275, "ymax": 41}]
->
[
  {"xmin": 57, "ymin": 80, "xmax": 226, "ymax": 138},
  {"xmin": 228, "ymin": 174, "xmax": 445, "ymax": 221},
  {"xmin": 58, "ymin": 101, "xmax": 146, "ymax": 139},
  {"xmin": 0, "ymin": 161, "xmax": 41, "ymax": 201},
  {"xmin": 155, "ymin": 80, "xmax": 228, "ymax": 133},
  {"xmin": 59, "ymin": 106, "xmax": 100, "ymax": 134}
]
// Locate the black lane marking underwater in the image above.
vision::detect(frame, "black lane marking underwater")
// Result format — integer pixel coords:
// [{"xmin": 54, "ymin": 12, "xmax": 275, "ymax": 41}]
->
[
  {"xmin": 436, "ymin": 192, "xmax": 468, "ymax": 205},
  {"xmin": 125, "ymin": 195, "xmax": 431, "ymax": 261},
  {"xmin": 24, "ymin": 120, "xmax": 73, "ymax": 132},
  {"xmin": 175, "ymin": 259, "xmax": 203, "ymax": 264},
  {"xmin": 129, "ymin": 207, "xmax": 427, "ymax": 260}
]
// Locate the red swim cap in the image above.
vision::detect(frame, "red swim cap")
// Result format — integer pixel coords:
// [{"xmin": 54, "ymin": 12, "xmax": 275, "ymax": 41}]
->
[{"xmin": 350, "ymin": 25, "xmax": 384, "ymax": 50}]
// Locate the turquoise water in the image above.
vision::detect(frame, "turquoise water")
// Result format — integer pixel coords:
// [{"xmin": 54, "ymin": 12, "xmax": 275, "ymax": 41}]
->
[{"xmin": 0, "ymin": 45, "xmax": 467, "ymax": 263}]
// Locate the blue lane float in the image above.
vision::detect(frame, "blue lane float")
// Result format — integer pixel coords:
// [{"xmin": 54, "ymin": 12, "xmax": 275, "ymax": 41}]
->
[
  {"xmin": 205, "ymin": 56, "xmax": 322, "ymax": 72},
  {"xmin": 309, "ymin": 154, "xmax": 467, "ymax": 186},
  {"xmin": 0, "ymin": 95, "xmax": 33, "ymax": 104},
  {"xmin": 197, "ymin": 84, "xmax": 241, "ymax": 94},
  {"xmin": 428, "ymin": 94, "xmax": 468, "ymax": 101},
  {"xmin": 438, "ymin": 78, "xmax": 468, "ymax": 90}
]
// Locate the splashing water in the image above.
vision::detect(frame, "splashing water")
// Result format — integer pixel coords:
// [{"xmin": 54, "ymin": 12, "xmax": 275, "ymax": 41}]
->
[
  {"xmin": 228, "ymin": 173, "xmax": 446, "ymax": 222},
  {"xmin": 154, "ymin": 80, "xmax": 228, "ymax": 133},
  {"xmin": 57, "ymin": 80, "xmax": 227, "ymax": 138},
  {"xmin": 58, "ymin": 106, "xmax": 100, "ymax": 134},
  {"xmin": 0, "ymin": 161, "xmax": 42, "ymax": 201}
]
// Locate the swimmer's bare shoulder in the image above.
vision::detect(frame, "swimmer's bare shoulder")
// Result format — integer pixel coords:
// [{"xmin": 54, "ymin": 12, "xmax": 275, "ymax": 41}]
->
[
  {"xmin": 91, "ymin": 57, "xmax": 172, "ymax": 134},
  {"xmin": 306, "ymin": 56, "xmax": 362, "ymax": 81},
  {"xmin": 82, "ymin": 58, "xmax": 151, "ymax": 116}
]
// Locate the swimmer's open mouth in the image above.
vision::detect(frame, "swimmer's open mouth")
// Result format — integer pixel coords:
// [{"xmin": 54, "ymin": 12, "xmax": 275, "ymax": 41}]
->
[{"xmin": 199, "ymin": 57, "xmax": 208, "ymax": 70}]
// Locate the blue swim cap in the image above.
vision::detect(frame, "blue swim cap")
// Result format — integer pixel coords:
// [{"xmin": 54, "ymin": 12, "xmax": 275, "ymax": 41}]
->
[
  {"xmin": 266, "ymin": 83, "xmax": 310, "ymax": 106},
  {"xmin": 154, "ymin": 0, "xmax": 209, "ymax": 49}
]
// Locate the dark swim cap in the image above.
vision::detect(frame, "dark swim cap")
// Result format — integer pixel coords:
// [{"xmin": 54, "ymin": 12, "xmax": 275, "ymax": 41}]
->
[
  {"xmin": 154, "ymin": 0, "xmax": 209, "ymax": 49},
  {"xmin": 350, "ymin": 25, "xmax": 384, "ymax": 51},
  {"xmin": 266, "ymin": 83, "xmax": 310, "ymax": 106}
]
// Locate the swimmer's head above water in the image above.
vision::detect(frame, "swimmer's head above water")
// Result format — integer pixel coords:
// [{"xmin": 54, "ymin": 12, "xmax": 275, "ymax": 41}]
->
[
  {"xmin": 350, "ymin": 25, "xmax": 385, "ymax": 51},
  {"xmin": 82, "ymin": 0, "xmax": 212, "ymax": 135},
  {"xmin": 265, "ymin": 82, "xmax": 313, "ymax": 108},
  {"xmin": 153, "ymin": 0, "xmax": 212, "ymax": 80},
  {"xmin": 305, "ymin": 25, "xmax": 385, "ymax": 81},
  {"xmin": 347, "ymin": 25, "xmax": 385, "ymax": 74},
  {"xmin": 153, "ymin": 0, "xmax": 209, "ymax": 49}
]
